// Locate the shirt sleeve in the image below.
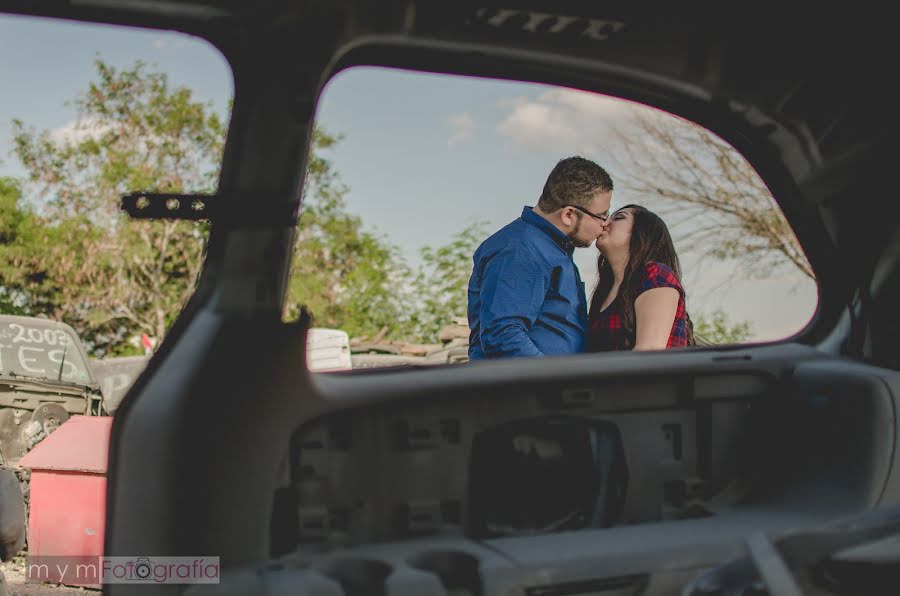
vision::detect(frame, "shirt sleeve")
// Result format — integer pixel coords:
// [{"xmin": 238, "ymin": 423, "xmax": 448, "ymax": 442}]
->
[
  {"xmin": 636, "ymin": 262, "xmax": 684, "ymax": 299},
  {"xmin": 478, "ymin": 242, "xmax": 550, "ymax": 358}
]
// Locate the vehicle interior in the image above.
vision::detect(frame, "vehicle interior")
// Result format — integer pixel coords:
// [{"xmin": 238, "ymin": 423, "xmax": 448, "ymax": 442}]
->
[{"xmin": 2, "ymin": 2, "xmax": 900, "ymax": 595}]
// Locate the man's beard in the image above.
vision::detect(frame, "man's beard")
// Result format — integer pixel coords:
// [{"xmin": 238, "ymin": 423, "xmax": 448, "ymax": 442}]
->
[{"xmin": 567, "ymin": 219, "xmax": 594, "ymax": 248}]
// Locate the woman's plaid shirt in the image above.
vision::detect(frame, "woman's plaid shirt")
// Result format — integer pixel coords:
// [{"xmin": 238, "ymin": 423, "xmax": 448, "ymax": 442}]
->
[{"xmin": 587, "ymin": 261, "xmax": 689, "ymax": 352}]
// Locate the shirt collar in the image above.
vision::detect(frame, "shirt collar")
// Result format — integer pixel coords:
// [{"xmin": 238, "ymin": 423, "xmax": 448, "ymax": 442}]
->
[{"xmin": 521, "ymin": 206, "xmax": 575, "ymax": 255}]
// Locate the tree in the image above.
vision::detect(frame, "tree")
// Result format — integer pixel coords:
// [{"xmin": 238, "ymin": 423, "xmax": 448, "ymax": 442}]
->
[
  {"xmin": 0, "ymin": 176, "xmax": 111, "ymax": 329},
  {"xmin": 13, "ymin": 60, "xmax": 224, "ymax": 223},
  {"xmin": 611, "ymin": 107, "xmax": 813, "ymax": 280},
  {"xmin": 692, "ymin": 309, "xmax": 753, "ymax": 345},
  {"xmin": 6, "ymin": 60, "xmax": 225, "ymax": 354},
  {"xmin": 7, "ymin": 60, "xmax": 415, "ymax": 352},
  {"xmin": 0, "ymin": 177, "xmax": 33, "ymax": 316},
  {"xmin": 285, "ymin": 129, "xmax": 415, "ymax": 340},
  {"xmin": 10, "ymin": 60, "xmax": 224, "ymax": 354},
  {"xmin": 410, "ymin": 221, "xmax": 486, "ymax": 342}
]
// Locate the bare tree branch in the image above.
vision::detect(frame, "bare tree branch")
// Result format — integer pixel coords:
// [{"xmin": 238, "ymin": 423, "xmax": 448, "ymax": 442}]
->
[{"xmin": 610, "ymin": 106, "xmax": 813, "ymax": 281}]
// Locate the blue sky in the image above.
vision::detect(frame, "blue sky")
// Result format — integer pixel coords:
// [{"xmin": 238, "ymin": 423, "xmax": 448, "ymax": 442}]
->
[
  {"xmin": 0, "ymin": 14, "xmax": 232, "ymax": 184},
  {"xmin": 0, "ymin": 13, "xmax": 817, "ymax": 341}
]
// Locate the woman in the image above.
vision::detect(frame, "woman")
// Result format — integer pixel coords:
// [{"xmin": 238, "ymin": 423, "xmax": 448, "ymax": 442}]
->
[{"xmin": 587, "ymin": 205, "xmax": 693, "ymax": 351}]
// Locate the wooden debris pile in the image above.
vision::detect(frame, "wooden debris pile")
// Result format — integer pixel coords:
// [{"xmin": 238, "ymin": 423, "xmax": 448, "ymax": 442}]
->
[{"xmin": 349, "ymin": 317, "xmax": 469, "ymax": 357}]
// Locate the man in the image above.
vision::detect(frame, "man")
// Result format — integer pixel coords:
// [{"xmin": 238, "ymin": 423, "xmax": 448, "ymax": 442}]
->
[{"xmin": 468, "ymin": 156, "xmax": 614, "ymax": 359}]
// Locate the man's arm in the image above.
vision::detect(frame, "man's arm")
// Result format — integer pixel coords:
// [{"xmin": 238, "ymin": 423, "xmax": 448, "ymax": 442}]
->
[{"xmin": 477, "ymin": 244, "xmax": 549, "ymax": 358}]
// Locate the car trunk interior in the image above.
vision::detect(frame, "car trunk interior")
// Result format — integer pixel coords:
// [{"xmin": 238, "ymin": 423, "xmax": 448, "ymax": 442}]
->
[{"xmin": 259, "ymin": 342, "xmax": 900, "ymax": 594}]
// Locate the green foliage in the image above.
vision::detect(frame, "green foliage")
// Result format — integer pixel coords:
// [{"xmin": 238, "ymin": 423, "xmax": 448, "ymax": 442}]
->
[
  {"xmin": 286, "ymin": 149, "xmax": 488, "ymax": 343},
  {"xmin": 0, "ymin": 176, "xmax": 102, "ymax": 320},
  {"xmin": 285, "ymin": 130, "xmax": 415, "ymax": 340},
  {"xmin": 8, "ymin": 60, "xmax": 224, "ymax": 355},
  {"xmin": 12, "ymin": 60, "xmax": 224, "ymax": 222},
  {"xmin": 692, "ymin": 309, "xmax": 753, "ymax": 345},
  {"xmin": 5, "ymin": 60, "xmax": 423, "ymax": 350},
  {"xmin": 0, "ymin": 178, "xmax": 29, "ymax": 315},
  {"xmin": 410, "ymin": 221, "xmax": 486, "ymax": 342}
]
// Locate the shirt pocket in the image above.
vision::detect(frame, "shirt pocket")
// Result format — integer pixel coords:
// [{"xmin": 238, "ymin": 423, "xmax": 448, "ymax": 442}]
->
[{"xmin": 542, "ymin": 271, "xmax": 576, "ymax": 321}]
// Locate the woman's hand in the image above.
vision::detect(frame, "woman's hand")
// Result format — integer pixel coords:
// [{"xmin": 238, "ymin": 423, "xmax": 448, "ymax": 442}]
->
[{"xmin": 633, "ymin": 287, "xmax": 679, "ymax": 350}]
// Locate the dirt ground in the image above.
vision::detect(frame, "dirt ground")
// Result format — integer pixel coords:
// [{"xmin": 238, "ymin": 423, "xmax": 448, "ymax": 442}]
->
[{"xmin": 1, "ymin": 561, "xmax": 95, "ymax": 596}]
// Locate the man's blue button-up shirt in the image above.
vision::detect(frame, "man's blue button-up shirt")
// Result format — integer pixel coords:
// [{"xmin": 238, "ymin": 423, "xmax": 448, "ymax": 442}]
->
[{"xmin": 468, "ymin": 206, "xmax": 588, "ymax": 359}]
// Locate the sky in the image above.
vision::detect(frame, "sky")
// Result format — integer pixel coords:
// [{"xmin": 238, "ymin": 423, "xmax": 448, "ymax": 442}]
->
[{"xmin": 0, "ymin": 13, "xmax": 817, "ymax": 342}]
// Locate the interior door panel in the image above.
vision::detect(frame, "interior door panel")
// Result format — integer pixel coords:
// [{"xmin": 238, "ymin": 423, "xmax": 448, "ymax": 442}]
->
[{"xmin": 183, "ymin": 342, "xmax": 900, "ymax": 595}]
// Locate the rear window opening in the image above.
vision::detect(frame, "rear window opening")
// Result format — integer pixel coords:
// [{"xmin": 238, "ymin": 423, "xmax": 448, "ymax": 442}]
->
[{"xmin": 292, "ymin": 66, "xmax": 817, "ymax": 370}]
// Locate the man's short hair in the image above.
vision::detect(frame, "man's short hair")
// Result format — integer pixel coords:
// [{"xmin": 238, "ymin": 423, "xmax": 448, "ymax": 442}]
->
[{"xmin": 537, "ymin": 156, "xmax": 614, "ymax": 212}]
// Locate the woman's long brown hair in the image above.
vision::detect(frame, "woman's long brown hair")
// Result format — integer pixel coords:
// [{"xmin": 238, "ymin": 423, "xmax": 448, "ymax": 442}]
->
[{"xmin": 591, "ymin": 205, "xmax": 694, "ymax": 348}]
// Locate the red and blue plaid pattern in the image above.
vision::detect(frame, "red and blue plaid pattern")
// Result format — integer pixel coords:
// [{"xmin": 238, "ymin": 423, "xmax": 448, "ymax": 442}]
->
[{"xmin": 587, "ymin": 262, "xmax": 689, "ymax": 351}]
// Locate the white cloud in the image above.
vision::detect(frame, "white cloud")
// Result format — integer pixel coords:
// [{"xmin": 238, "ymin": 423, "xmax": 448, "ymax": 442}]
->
[
  {"xmin": 496, "ymin": 88, "xmax": 638, "ymax": 154},
  {"xmin": 152, "ymin": 38, "xmax": 168, "ymax": 49},
  {"xmin": 447, "ymin": 112, "xmax": 475, "ymax": 148},
  {"xmin": 49, "ymin": 119, "xmax": 111, "ymax": 145}
]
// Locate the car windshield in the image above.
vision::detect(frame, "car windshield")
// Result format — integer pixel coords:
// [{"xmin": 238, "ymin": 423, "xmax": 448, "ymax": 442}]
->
[{"xmin": 0, "ymin": 317, "xmax": 92, "ymax": 385}]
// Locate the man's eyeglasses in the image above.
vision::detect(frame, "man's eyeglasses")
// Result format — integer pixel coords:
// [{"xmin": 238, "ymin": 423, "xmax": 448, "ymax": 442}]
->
[{"xmin": 564, "ymin": 204, "xmax": 609, "ymax": 221}]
